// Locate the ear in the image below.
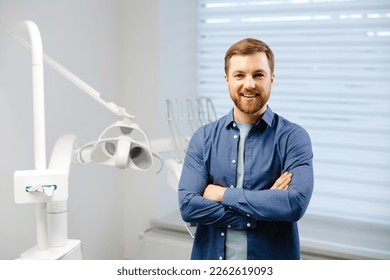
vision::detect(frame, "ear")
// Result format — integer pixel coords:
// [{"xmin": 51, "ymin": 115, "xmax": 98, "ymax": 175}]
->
[
  {"xmin": 224, "ymin": 73, "xmax": 229, "ymax": 85},
  {"xmin": 270, "ymin": 73, "xmax": 275, "ymax": 88}
]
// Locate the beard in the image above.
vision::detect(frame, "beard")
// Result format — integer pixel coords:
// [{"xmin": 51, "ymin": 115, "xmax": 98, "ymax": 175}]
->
[{"xmin": 231, "ymin": 90, "xmax": 269, "ymax": 115}]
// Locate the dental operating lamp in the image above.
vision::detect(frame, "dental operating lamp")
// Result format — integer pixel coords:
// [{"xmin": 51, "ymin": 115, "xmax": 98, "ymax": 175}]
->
[{"xmin": 1, "ymin": 21, "xmax": 155, "ymax": 259}]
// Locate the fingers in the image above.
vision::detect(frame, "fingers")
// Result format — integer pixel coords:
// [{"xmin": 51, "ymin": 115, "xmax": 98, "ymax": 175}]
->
[
  {"xmin": 270, "ymin": 172, "xmax": 292, "ymax": 190},
  {"xmin": 203, "ymin": 184, "xmax": 226, "ymax": 202},
  {"xmin": 278, "ymin": 172, "xmax": 292, "ymax": 190},
  {"xmin": 279, "ymin": 172, "xmax": 292, "ymax": 190}
]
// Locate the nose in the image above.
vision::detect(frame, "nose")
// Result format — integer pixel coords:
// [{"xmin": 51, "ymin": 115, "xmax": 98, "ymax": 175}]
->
[{"xmin": 244, "ymin": 76, "xmax": 255, "ymax": 89}]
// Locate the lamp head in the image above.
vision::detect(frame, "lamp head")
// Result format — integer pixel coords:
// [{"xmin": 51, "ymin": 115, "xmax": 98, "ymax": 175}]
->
[{"xmin": 90, "ymin": 120, "xmax": 153, "ymax": 170}]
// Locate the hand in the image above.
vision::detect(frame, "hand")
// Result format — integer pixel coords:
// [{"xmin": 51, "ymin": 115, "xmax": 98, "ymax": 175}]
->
[
  {"xmin": 270, "ymin": 172, "xmax": 292, "ymax": 190},
  {"xmin": 203, "ymin": 184, "xmax": 226, "ymax": 202}
]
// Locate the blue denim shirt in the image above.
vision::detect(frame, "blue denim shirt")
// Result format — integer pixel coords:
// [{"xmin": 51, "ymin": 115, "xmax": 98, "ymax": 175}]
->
[{"xmin": 178, "ymin": 106, "xmax": 314, "ymax": 260}]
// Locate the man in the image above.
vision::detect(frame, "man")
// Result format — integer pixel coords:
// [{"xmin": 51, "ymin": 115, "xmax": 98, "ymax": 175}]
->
[{"xmin": 178, "ymin": 38, "xmax": 314, "ymax": 260}]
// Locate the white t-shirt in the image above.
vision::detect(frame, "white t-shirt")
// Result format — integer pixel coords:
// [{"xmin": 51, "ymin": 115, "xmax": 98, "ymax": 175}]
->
[{"xmin": 225, "ymin": 122, "xmax": 253, "ymax": 260}]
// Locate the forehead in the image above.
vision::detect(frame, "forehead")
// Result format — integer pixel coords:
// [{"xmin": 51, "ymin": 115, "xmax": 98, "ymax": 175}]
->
[{"xmin": 229, "ymin": 52, "xmax": 271, "ymax": 73}]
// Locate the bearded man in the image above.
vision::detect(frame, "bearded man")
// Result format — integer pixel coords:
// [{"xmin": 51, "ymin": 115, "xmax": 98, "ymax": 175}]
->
[{"xmin": 178, "ymin": 38, "xmax": 314, "ymax": 260}]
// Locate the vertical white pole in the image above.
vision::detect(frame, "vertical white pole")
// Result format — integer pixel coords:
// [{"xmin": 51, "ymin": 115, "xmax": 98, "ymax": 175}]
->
[
  {"xmin": 26, "ymin": 21, "xmax": 48, "ymax": 251},
  {"xmin": 46, "ymin": 135, "xmax": 77, "ymax": 248}
]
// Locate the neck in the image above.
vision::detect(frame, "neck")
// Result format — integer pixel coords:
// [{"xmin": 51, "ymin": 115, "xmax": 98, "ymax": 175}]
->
[{"xmin": 233, "ymin": 104, "xmax": 267, "ymax": 124}]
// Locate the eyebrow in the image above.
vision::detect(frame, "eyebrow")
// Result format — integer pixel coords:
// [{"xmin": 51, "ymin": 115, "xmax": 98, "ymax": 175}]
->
[
  {"xmin": 231, "ymin": 69, "xmax": 267, "ymax": 75},
  {"xmin": 253, "ymin": 69, "xmax": 267, "ymax": 74}
]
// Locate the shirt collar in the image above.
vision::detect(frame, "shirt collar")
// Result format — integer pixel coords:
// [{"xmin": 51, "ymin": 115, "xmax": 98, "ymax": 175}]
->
[{"xmin": 225, "ymin": 106, "xmax": 275, "ymax": 129}]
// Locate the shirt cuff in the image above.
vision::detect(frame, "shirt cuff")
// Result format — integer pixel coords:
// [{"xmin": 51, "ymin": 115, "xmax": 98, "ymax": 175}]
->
[
  {"xmin": 221, "ymin": 187, "xmax": 242, "ymax": 211},
  {"xmin": 223, "ymin": 188, "xmax": 256, "ymax": 229}
]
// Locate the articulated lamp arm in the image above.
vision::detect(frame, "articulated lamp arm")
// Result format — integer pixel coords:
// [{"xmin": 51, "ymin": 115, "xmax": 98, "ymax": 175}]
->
[{"xmin": 3, "ymin": 21, "xmax": 134, "ymax": 120}]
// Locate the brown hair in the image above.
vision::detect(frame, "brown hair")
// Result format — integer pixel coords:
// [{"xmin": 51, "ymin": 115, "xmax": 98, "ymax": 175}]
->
[{"xmin": 224, "ymin": 38, "xmax": 274, "ymax": 75}]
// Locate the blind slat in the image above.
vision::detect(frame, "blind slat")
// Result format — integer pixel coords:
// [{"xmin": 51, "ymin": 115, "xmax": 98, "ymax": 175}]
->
[{"xmin": 198, "ymin": 0, "xmax": 389, "ymax": 14}]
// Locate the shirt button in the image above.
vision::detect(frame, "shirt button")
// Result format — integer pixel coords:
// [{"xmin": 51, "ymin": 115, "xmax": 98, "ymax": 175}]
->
[
  {"xmin": 247, "ymin": 214, "xmax": 250, "ymax": 217},
  {"xmin": 247, "ymin": 223, "xmax": 251, "ymax": 227},
  {"xmin": 221, "ymin": 232, "xmax": 225, "ymax": 237},
  {"xmin": 233, "ymin": 134, "xmax": 238, "ymax": 139},
  {"xmin": 232, "ymin": 159, "xmax": 236, "ymax": 164},
  {"xmin": 219, "ymin": 256, "xmax": 223, "ymax": 260},
  {"xmin": 233, "ymin": 123, "xmax": 236, "ymax": 127},
  {"xmin": 228, "ymin": 225, "xmax": 231, "ymax": 228},
  {"xmin": 230, "ymin": 185, "xmax": 234, "ymax": 188}
]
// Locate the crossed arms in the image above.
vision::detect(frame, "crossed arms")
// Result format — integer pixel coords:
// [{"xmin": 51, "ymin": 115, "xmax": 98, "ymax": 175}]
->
[
  {"xmin": 178, "ymin": 126, "xmax": 314, "ymax": 229},
  {"xmin": 203, "ymin": 171, "xmax": 292, "ymax": 202}
]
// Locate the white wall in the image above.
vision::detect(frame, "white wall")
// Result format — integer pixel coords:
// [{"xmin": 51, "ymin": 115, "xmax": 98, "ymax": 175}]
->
[
  {"xmin": 158, "ymin": 0, "xmax": 197, "ymax": 217},
  {"xmin": 121, "ymin": 0, "xmax": 161, "ymax": 259},
  {"xmin": 122, "ymin": 0, "xmax": 197, "ymax": 259},
  {"xmin": 0, "ymin": 0, "xmax": 124, "ymax": 259}
]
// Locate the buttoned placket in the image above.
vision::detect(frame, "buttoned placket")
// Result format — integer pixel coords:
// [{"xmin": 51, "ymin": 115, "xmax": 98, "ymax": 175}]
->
[
  {"xmin": 222, "ymin": 122, "xmax": 240, "ymax": 254},
  {"xmin": 227, "ymin": 122, "xmax": 240, "ymax": 216},
  {"xmin": 218, "ymin": 228, "xmax": 227, "ymax": 260},
  {"xmin": 230, "ymin": 122, "xmax": 239, "ymax": 187},
  {"xmin": 230, "ymin": 122, "xmax": 254, "ymax": 227}
]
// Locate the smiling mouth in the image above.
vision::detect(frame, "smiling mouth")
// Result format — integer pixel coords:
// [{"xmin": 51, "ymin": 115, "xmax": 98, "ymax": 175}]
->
[{"xmin": 240, "ymin": 93, "xmax": 260, "ymax": 98}]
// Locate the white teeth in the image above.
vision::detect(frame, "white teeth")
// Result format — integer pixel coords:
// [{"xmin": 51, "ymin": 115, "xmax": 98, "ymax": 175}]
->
[{"xmin": 242, "ymin": 94, "xmax": 257, "ymax": 98}]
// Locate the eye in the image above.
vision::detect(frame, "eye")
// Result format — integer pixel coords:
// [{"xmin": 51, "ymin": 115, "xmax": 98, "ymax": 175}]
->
[
  {"xmin": 234, "ymin": 73, "xmax": 244, "ymax": 79},
  {"xmin": 253, "ymin": 73, "xmax": 265, "ymax": 78}
]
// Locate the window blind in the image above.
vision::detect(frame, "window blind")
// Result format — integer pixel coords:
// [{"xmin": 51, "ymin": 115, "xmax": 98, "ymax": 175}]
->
[{"xmin": 197, "ymin": 0, "xmax": 390, "ymax": 259}]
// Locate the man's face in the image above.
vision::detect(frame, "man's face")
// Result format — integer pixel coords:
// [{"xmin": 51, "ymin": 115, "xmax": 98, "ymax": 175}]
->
[{"xmin": 225, "ymin": 52, "xmax": 275, "ymax": 122}]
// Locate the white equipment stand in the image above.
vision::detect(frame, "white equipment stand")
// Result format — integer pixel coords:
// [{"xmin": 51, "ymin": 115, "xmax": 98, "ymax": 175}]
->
[{"xmin": 1, "ymin": 20, "xmax": 153, "ymax": 260}]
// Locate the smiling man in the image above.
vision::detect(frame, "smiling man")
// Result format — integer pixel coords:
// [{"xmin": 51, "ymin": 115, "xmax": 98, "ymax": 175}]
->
[{"xmin": 178, "ymin": 38, "xmax": 314, "ymax": 260}]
